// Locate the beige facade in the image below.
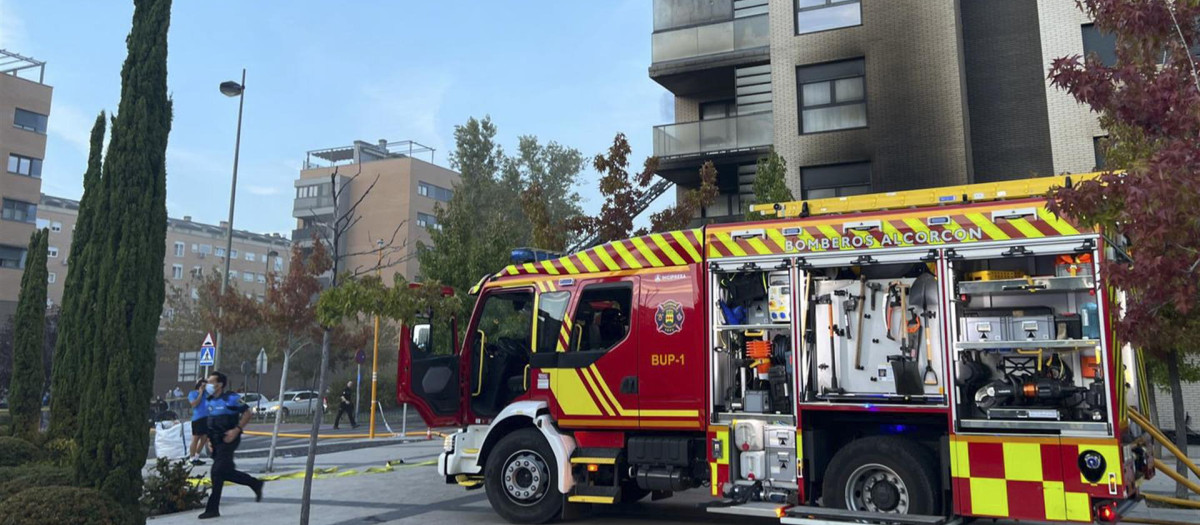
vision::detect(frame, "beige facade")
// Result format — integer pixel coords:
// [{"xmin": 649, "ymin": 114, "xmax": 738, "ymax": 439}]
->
[
  {"xmin": 38, "ymin": 195, "xmax": 292, "ymax": 312},
  {"xmin": 0, "ymin": 52, "xmax": 51, "ymax": 320},
  {"xmin": 293, "ymin": 140, "xmax": 460, "ymax": 285}
]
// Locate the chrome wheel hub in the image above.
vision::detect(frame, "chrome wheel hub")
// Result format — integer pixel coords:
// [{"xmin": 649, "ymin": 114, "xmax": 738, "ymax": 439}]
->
[
  {"xmin": 845, "ymin": 463, "xmax": 908, "ymax": 513},
  {"xmin": 502, "ymin": 451, "xmax": 549, "ymax": 506}
]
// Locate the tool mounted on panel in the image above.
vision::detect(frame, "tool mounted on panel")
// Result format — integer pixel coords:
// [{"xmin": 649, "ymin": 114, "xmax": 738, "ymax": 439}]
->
[{"xmin": 853, "ymin": 277, "xmax": 868, "ymax": 370}]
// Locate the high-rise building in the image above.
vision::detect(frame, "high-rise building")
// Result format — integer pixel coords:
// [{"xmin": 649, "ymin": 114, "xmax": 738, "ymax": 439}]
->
[
  {"xmin": 650, "ymin": 0, "xmax": 1106, "ymax": 220},
  {"xmin": 0, "ymin": 50, "xmax": 51, "ymax": 320},
  {"xmin": 292, "ymin": 139, "xmax": 460, "ymax": 285}
]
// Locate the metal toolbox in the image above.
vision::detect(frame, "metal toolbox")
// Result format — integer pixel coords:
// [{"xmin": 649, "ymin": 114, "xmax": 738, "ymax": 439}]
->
[
  {"xmin": 767, "ymin": 449, "xmax": 796, "ymax": 481},
  {"xmin": 960, "ymin": 317, "xmax": 1009, "ymax": 342},
  {"xmin": 764, "ymin": 426, "xmax": 795, "ymax": 450},
  {"xmin": 1010, "ymin": 315, "xmax": 1054, "ymax": 341}
]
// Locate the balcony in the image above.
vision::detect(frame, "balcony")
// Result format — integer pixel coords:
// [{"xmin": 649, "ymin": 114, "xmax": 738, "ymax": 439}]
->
[
  {"xmin": 650, "ymin": 12, "xmax": 769, "ymax": 94},
  {"xmin": 654, "ymin": 111, "xmax": 772, "ymax": 159},
  {"xmin": 291, "ymin": 224, "xmax": 331, "ymax": 244},
  {"xmin": 292, "ymin": 193, "xmax": 336, "ymax": 219}
]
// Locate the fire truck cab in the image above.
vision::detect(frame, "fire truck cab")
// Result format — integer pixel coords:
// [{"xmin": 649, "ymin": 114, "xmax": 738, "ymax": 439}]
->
[{"xmin": 398, "ymin": 174, "xmax": 1152, "ymax": 524}]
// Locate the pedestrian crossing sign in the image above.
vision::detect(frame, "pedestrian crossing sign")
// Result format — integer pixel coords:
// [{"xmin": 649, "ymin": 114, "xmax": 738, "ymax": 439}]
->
[{"xmin": 199, "ymin": 332, "xmax": 216, "ymax": 366}]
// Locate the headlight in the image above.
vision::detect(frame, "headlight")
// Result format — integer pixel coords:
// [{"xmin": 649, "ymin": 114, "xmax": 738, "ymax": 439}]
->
[
  {"xmin": 267, "ymin": 406, "xmax": 279, "ymax": 412},
  {"xmin": 443, "ymin": 433, "xmax": 455, "ymax": 453}
]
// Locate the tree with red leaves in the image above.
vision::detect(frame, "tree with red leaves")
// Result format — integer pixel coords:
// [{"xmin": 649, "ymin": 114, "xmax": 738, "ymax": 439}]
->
[{"xmin": 1048, "ymin": 0, "xmax": 1200, "ymax": 497}]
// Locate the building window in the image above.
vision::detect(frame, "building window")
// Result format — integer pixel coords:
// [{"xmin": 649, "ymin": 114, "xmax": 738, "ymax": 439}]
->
[
  {"xmin": 700, "ymin": 100, "xmax": 737, "ymax": 120},
  {"xmin": 797, "ymin": 58, "xmax": 867, "ymax": 133},
  {"xmin": 13, "ymin": 108, "xmax": 48, "ymax": 134},
  {"xmin": 296, "ymin": 185, "xmax": 322, "ymax": 198},
  {"xmin": 260, "ymin": 253, "xmax": 267, "ymax": 262},
  {"xmin": 192, "ymin": 265, "xmax": 203, "ymax": 278},
  {"xmin": 47, "ymin": 272, "xmax": 56, "ymax": 284},
  {"xmin": 795, "ymin": 0, "xmax": 860, "ymax": 35},
  {"xmin": 257, "ymin": 273, "xmax": 266, "ymax": 284},
  {"xmin": 0, "ymin": 245, "xmax": 27, "ymax": 269},
  {"xmin": 1094, "ymin": 136, "xmax": 1108, "ymax": 170},
  {"xmin": 418, "ymin": 181, "xmax": 454, "ymax": 202},
  {"xmin": 1081, "ymin": 23, "xmax": 1117, "ymax": 67},
  {"xmin": 178, "ymin": 351, "xmax": 199, "ymax": 382},
  {"xmin": 172, "ymin": 264, "xmax": 183, "ymax": 279},
  {"xmin": 801, "ymin": 161, "xmax": 872, "ymax": 199},
  {"xmin": 229, "ymin": 270, "xmax": 238, "ymax": 280},
  {"xmin": 416, "ymin": 212, "xmax": 440, "ymax": 230},
  {"xmin": 245, "ymin": 251, "xmax": 255, "ymax": 261},
  {"xmin": 230, "ymin": 249, "xmax": 238, "ymax": 258},
  {"xmin": 50, "ymin": 222, "xmax": 61, "ymax": 232},
  {"xmin": 1, "ymin": 199, "xmax": 37, "ymax": 223},
  {"xmin": 47, "ymin": 246, "xmax": 58, "ymax": 258},
  {"xmin": 164, "ymin": 307, "xmax": 175, "ymax": 321},
  {"xmin": 275, "ymin": 258, "xmax": 283, "ymax": 271},
  {"xmin": 6, "ymin": 154, "xmax": 42, "ymax": 178},
  {"xmin": 243, "ymin": 272, "xmax": 253, "ymax": 283},
  {"xmin": 215, "ymin": 247, "xmax": 226, "ymax": 258},
  {"xmin": 190, "ymin": 288, "xmax": 199, "ymax": 300},
  {"xmin": 174, "ymin": 242, "xmax": 185, "ymax": 257}
]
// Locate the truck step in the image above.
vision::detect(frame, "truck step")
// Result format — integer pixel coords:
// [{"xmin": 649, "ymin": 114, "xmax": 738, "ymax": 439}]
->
[
  {"xmin": 567, "ymin": 485, "xmax": 620, "ymax": 504},
  {"xmin": 781, "ymin": 506, "xmax": 957, "ymax": 525},
  {"xmin": 570, "ymin": 447, "xmax": 621, "ymax": 465},
  {"xmin": 705, "ymin": 501, "xmax": 786, "ymax": 518}
]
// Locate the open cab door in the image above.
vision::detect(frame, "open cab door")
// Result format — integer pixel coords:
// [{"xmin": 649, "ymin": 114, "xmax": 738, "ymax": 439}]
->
[{"xmin": 397, "ymin": 288, "xmax": 464, "ymax": 428}]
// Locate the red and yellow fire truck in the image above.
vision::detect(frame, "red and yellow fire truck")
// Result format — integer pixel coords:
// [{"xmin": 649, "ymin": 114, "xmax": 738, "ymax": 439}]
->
[{"xmin": 398, "ymin": 173, "xmax": 1154, "ymax": 524}]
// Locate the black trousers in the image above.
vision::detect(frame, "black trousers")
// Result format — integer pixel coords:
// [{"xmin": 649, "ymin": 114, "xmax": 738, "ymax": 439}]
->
[
  {"xmin": 206, "ymin": 435, "xmax": 259, "ymax": 513},
  {"xmin": 334, "ymin": 404, "xmax": 356, "ymax": 428}
]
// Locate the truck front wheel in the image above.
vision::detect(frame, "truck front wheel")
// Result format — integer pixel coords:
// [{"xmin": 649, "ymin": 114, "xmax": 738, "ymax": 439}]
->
[
  {"xmin": 821, "ymin": 436, "xmax": 938, "ymax": 516},
  {"xmin": 484, "ymin": 428, "xmax": 563, "ymax": 524}
]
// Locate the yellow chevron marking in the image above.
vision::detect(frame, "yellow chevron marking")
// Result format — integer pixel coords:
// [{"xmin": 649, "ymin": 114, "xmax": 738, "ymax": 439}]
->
[
  {"xmin": 535, "ymin": 281, "xmax": 545, "ymax": 293},
  {"xmin": 547, "ymin": 369, "xmax": 602, "ymax": 416},
  {"xmin": 903, "ymin": 218, "xmax": 939, "ymax": 244},
  {"xmin": 523, "ymin": 263, "xmax": 537, "ymax": 273},
  {"xmin": 766, "ymin": 228, "xmax": 789, "ymax": 252},
  {"xmin": 577, "ymin": 251, "xmax": 601, "ymax": 273},
  {"xmin": 651, "ymin": 234, "xmax": 686, "ymax": 265},
  {"xmin": 746, "ymin": 236, "xmax": 773, "ymax": 255},
  {"xmin": 715, "ymin": 232, "xmax": 747, "ymax": 257},
  {"xmin": 540, "ymin": 260, "xmax": 560, "ymax": 275},
  {"xmin": 966, "ymin": 212, "xmax": 1010, "ymax": 240},
  {"xmin": 631, "ymin": 237, "xmax": 665, "ymax": 267},
  {"xmin": 1037, "ymin": 208, "xmax": 1081, "ymax": 236},
  {"xmin": 817, "ymin": 225, "xmax": 845, "ymax": 250},
  {"xmin": 671, "ymin": 230, "xmax": 701, "ymax": 262},
  {"xmin": 560, "ymin": 256, "xmax": 580, "ymax": 274},
  {"xmin": 580, "ymin": 367, "xmax": 615, "ymax": 416},
  {"xmin": 545, "ymin": 281, "xmax": 557, "ymax": 292},
  {"xmin": 593, "ymin": 245, "xmax": 622, "ymax": 271},
  {"xmin": 795, "ymin": 227, "xmax": 824, "ymax": 252},
  {"xmin": 503, "ymin": 265, "xmax": 518, "ymax": 276},
  {"xmin": 1007, "ymin": 217, "xmax": 1045, "ymax": 239},
  {"xmin": 585, "ymin": 365, "xmax": 699, "ymax": 418},
  {"xmin": 611, "ymin": 240, "xmax": 643, "ymax": 269}
]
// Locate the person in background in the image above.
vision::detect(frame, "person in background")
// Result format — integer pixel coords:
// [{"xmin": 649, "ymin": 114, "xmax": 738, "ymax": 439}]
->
[
  {"xmin": 199, "ymin": 371, "xmax": 263, "ymax": 520},
  {"xmin": 187, "ymin": 379, "xmax": 210, "ymax": 465},
  {"xmin": 333, "ymin": 380, "xmax": 357, "ymax": 430},
  {"xmin": 172, "ymin": 386, "xmax": 183, "ymax": 398}
]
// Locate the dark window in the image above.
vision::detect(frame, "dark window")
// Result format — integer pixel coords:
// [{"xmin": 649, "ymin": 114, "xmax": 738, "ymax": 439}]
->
[
  {"xmin": 0, "ymin": 245, "xmax": 26, "ymax": 269},
  {"xmin": 13, "ymin": 108, "xmax": 48, "ymax": 134},
  {"xmin": 801, "ymin": 161, "xmax": 872, "ymax": 199},
  {"xmin": 1081, "ymin": 24, "xmax": 1117, "ymax": 67},
  {"xmin": 795, "ymin": 0, "xmax": 861, "ymax": 35},
  {"xmin": 534, "ymin": 291, "xmax": 570, "ymax": 354},
  {"xmin": 1094, "ymin": 136, "xmax": 1108, "ymax": 170},
  {"xmin": 1, "ymin": 199, "xmax": 37, "ymax": 223},
  {"xmin": 6, "ymin": 154, "xmax": 42, "ymax": 178},
  {"xmin": 700, "ymin": 100, "xmax": 737, "ymax": 120},
  {"xmin": 567, "ymin": 284, "xmax": 633, "ymax": 354},
  {"xmin": 797, "ymin": 58, "xmax": 866, "ymax": 133},
  {"xmin": 417, "ymin": 212, "xmax": 440, "ymax": 230},
  {"xmin": 417, "ymin": 181, "xmax": 454, "ymax": 202}
]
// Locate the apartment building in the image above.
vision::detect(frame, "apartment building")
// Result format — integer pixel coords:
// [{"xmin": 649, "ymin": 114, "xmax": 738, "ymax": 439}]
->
[
  {"xmin": 650, "ymin": 0, "xmax": 1107, "ymax": 220},
  {"xmin": 39, "ymin": 195, "xmax": 292, "ymax": 393},
  {"xmin": 292, "ymin": 139, "xmax": 460, "ymax": 285},
  {"xmin": 0, "ymin": 50, "xmax": 51, "ymax": 321}
]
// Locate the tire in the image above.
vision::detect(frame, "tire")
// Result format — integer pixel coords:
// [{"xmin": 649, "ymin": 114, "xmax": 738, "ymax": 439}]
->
[
  {"xmin": 281, "ymin": 407, "xmax": 290, "ymax": 419},
  {"xmin": 484, "ymin": 428, "xmax": 563, "ymax": 524},
  {"xmin": 821, "ymin": 436, "xmax": 939, "ymax": 516}
]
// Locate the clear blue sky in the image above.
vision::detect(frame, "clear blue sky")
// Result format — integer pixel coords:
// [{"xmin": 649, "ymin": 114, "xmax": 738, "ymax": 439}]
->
[{"xmin": 0, "ymin": 0, "xmax": 675, "ymax": 236}]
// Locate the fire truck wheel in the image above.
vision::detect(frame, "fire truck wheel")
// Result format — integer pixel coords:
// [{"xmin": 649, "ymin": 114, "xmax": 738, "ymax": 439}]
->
[
  {"xmin": 484, "ymin": 428, "xmax": 563, "ymax": 524},
  {"xmin": 822, "ymin": 436, "xmax": 938, "ymax": 516}
]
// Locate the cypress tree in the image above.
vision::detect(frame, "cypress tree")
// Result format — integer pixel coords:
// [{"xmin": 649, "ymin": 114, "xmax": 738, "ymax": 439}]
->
[
  {"xmin": 48, "ymin": 112, "xmax": 105, "ymax": 439},
  {"xmin": 9, "ymin": 228, "xmax": 48, "ymax": 440},
  {"xmin": 74, "ymin": 0, "xmax": 172, "ymax": 508}
]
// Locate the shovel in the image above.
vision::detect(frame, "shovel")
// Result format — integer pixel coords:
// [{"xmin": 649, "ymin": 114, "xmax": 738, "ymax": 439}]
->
[{"xmin": 910, "ymin": 272, "xmax": 940, "ymax": 386}]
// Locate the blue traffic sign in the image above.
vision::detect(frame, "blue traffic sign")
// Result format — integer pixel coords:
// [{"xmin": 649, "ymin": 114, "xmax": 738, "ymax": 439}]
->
[{"xmin": 199, "ymin": 346, "xmax": 216, "ymax": 366}]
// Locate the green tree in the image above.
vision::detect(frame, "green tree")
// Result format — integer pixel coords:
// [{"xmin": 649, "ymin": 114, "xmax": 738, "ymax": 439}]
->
[
  {"xmin": 48, "ymin": 112, "xmax": 105, "ymax": 439},
  {"xmin": 73, "ymin": 0, "xmax": 173, "ymax": 509},
  {"xmin": 745, "ymin": 151, "xmax": 793, "ymax": 221},
  {"xmin": 9, "ymin": 228, "xmax": 48, "ymax": 439}
]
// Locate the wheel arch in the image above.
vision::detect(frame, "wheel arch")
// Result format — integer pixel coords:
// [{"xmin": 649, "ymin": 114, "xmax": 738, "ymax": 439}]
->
[{"xmin": 478, "ymin": 401, "xmax": 577, "ymax": 493}]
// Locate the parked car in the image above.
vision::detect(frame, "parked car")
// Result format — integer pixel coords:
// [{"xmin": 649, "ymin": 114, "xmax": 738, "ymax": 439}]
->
[
  {"xmin": 258, "ymin": 390, "xmax": 326, "ymax": 417},
  {"xmin": 241, "ymin": 392, "xmax": 270, "ymax": 412}
]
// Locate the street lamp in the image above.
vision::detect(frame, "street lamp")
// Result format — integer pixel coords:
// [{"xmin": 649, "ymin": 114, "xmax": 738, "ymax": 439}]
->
[
  {"xmin": 214, "ymin": 69, "xmax": 246, "ymax": 372},
  {"xmin": 370, "ymin": 238, "xmax": 383, "ymax": 438}
]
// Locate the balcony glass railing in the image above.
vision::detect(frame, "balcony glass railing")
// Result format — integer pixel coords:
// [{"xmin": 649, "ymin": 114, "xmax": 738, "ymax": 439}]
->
[
  {"xmin": 653, "ymin": 0, "xmax": 733, "ymax": 32},
  {"xmin": 653, "ymin": 111, "xmax": 773, "ymax": 158},
  {"xmin": 651, "ymin": 14, "xmax": 768, "ymax": 64}
]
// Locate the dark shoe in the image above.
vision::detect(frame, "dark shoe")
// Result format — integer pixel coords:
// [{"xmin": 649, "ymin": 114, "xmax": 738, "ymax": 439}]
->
[
  {"xmin": 253, "ymin": 480, "xmax": 264, "ymax": 502},
  {"xmin": 198, "ymin": 511, "xmax": 220, "ymax": 519},
  {"xmin": 332, "ymin": 426, "xmax": 339, "ymax": 430},
  {"xmin": 351, "ymin": 424, "xmax": 358, "ymax": 429},
  {"xmin": 191, "ymin": 459, "xmax": 205, "ymax": 465}
]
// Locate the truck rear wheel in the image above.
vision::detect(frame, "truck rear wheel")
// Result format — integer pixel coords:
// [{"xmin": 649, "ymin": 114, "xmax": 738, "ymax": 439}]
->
[
  {"xmin": 484, "ymin": 428, "xmax": 563, "ymax": 524},
  {"xmin": 822, "ymin": 436, "xmax": 938, "ymax": 516}
]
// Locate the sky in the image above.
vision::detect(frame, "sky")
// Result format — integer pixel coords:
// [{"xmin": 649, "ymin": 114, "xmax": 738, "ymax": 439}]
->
[{"xmin": 0, "ymin": 0, "xmax": 676, "ymax": 237}]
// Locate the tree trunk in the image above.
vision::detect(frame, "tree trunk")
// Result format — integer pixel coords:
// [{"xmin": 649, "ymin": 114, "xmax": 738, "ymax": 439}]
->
[
  {"xmin": 299, "ymin": 328, "xmax": 331, "ymax": 525},
  {"xmin": 265, "ymin": 347, "xmax": 291, "ymax": 473},
  {"xmin": 1166, "ymin": 349, "xmax": 1191, "ymax": 499}
]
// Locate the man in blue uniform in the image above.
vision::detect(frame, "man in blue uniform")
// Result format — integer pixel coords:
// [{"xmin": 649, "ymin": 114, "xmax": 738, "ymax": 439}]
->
[{"xmin": 199, "ymin": 371, "xmax": 263, "ymax": 519}]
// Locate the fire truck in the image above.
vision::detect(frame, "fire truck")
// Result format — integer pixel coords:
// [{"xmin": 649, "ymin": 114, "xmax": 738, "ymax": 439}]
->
[{"xmin": 398, "ymin": 173, "xmax": 1154, "ymax": 524}]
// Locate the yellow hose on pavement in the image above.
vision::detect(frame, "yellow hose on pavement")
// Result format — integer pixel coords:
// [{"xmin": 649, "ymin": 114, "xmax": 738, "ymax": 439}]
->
[
  {"xmin": 1153, "ymin": 458, "xmax": 1200, "ymax": 495},
  {"xmin": 1142, "ymin": 493, "xmax": 1200, "ymax": 509},
  {"xmin": 1128, "ymin": 408, "xmax": 1200, "ymax": 479}
]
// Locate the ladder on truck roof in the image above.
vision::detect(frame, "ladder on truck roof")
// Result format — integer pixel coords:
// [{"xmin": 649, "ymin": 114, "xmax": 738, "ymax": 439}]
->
[{"xmin": 749, "ymin": 172, "xmax": 1103, "ymax": 219}]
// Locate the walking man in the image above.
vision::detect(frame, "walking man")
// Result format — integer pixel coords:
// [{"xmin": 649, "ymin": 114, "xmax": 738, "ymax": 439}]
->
[
  {"xmin": 199, "ymin": 371, "xmax": 263, "ymax": 520},
  {"xmin": 187, "ymin": 379, "xmax": 209, "ymax": 465},
  {"xmin": 333, "ymin": 380, "xmax": 358, "ymax": 430}
]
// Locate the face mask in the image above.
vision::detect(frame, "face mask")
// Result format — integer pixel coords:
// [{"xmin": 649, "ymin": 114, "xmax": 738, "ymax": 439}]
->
[{"xmin": 205, "ymin": 384, "xmax": 216, "ymax": 396}]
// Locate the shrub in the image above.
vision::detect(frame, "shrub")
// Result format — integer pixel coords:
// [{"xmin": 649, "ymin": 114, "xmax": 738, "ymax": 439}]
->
[
  {"xmin": 0, "ymin": 438, "xmax": 38, "ymax": 467},
  {"xmin": 140, "ymin": 457, "xmax": 207, "ymax": 516},
  {"xmin": 41, "ymin": 438, "xmax": 78, "ymax": 468},
  {"xmin": 0, "ymin": 466, "xmax": 72, "ymax": 502},
  {"xmin": 0, "ymin": 486, "xmax": 133, "ymax": 525},
  {"xmin": 0, "ymin": 464, "xmax": 66, "ymax": 484}
]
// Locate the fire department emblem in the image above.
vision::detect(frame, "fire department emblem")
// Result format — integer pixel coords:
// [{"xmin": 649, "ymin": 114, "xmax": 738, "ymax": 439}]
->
[{"xmin": 655, "ymin": 300, "xmax": 685, "ymax": 335}]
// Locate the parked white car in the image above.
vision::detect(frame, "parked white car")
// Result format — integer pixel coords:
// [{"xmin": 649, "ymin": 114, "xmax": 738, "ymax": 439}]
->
[
  {"xmin": 241, "ymin": 392, "xmax": 270, "ymax": 412},
  {"xmin": 258, "ymin": 390, "xmax": 326, "ymax": 417}
]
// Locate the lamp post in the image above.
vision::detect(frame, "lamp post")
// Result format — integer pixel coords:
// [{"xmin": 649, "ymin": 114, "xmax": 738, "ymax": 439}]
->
[
  {"xmin": 214, "ymin": 69, "xmax": 246, "ymax": 371},
  {"xmin": 369, "ymin": 238, "xmax": 383, "ymax": 438}
]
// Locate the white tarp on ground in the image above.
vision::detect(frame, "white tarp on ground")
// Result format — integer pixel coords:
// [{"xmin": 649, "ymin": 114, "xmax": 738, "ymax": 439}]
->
[{"xmin": 153, "ymin": 419, "xmax": 193, "ymax": 460}]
